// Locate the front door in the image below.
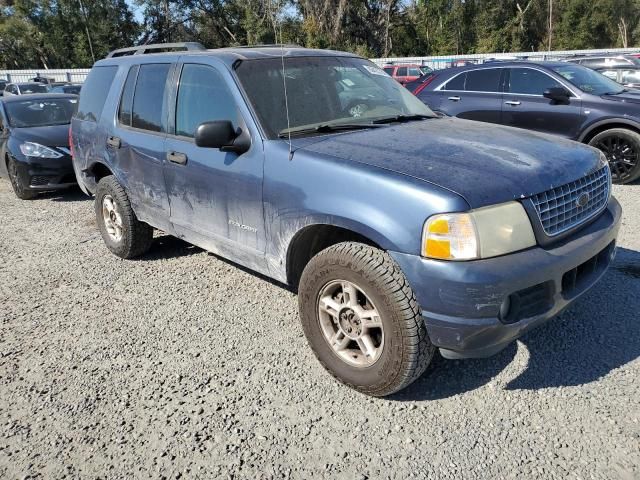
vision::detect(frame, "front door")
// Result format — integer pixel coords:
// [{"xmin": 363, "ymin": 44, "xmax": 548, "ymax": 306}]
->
[
  {"xmin": 501, "ymin": 67, "xmax": 583, "ymax": 139},
  {"xmin": 163, "ymin": 61, "xmax": 265, "ymax": 255}
]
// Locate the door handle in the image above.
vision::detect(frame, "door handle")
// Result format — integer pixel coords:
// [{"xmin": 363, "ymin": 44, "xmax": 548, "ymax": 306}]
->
[
  {"xmin": 106, "ymin": 136, "xmax": 121, "ymax": 149},
  {"xmin": 448, "ymin": 96, "xmax": 461, "ymax": 101},
  {"xmin": 166, "ymin": 151, "xmax": 187, "ymax": 165},
  {"xmin": 504, "ymin": 101, "xmax": 521, "ymax": 106}
]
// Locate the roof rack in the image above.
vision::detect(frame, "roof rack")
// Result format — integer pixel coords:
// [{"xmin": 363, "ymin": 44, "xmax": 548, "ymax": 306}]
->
[
  {"xmin": 106, "ymin": 42, "xmax": 206, "ymax": 58},
  {"xmin": 227, "ymin": 43, "xmax": 301, "ymax": 49}
]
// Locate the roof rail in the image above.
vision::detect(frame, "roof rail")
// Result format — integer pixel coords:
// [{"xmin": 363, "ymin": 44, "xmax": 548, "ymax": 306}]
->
[
  {"xmin": 228, "ymin": 43, "xmax": 301, "ymax": 49},
  {"xmin": 106, "ymin": 42, "xmax": 206, "ymax": 58}
]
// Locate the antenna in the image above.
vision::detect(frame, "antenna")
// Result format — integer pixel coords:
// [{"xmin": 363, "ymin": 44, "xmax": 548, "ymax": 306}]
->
[{"xmin": 273, "ymin": 5, "xmax": 293, "ymax": 160}]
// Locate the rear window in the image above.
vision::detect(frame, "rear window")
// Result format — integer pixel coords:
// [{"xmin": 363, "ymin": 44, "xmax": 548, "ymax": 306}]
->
[
  {"xmin": 19, "ymin": 84, "xmax": 49, "ymax": 94},
  {"xmin": 465, "ymin": 69, "xmax": 502, "ymax": 92},
  {"xmin": 76, "ymin": 65, "xmax": 117, "ymax": 122},
  {"xmin": 131, "ymin": 63, "xmax": 171, "ymax": 132},
  {"xmin": 443, "ymin": 72, "xmax": 466, "ymax": 90}
]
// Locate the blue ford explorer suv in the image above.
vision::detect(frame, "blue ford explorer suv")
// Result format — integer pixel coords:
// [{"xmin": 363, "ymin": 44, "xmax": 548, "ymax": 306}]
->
[{"xmin": 71, "ymin": 43, "xmax": 621, "ymax": 396}]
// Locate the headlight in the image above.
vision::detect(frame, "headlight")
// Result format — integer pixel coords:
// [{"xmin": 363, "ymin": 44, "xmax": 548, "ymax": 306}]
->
[
  {"xmin": 423, "ymin": 202, "xmax": 536, "ymax": 261},
  {"xmin": 19, "ymin": 142, "xmax": 63, "ymax": 158}
]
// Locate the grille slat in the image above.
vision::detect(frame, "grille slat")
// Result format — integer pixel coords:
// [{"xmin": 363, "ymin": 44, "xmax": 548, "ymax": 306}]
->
[{"xmin": 531, "ymin": 166, "xmax": 610, "ymax": 237}]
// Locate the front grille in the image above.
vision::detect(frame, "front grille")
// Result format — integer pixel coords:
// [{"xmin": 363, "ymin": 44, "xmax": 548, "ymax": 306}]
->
[{"xmin": 531, "ymin": 166, "xmax": 610, "ymax": 237}]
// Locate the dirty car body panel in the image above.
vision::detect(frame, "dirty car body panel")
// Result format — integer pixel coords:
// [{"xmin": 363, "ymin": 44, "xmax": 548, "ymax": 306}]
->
[{"xmin": 71, "ymin": 47, "xmax": 621, "ymax": 361}]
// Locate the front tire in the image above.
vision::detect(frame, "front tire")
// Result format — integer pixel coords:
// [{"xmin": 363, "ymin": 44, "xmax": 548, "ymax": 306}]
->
[
  {"xmin": 95, "ymin": 175, "xmax": 153, "ymax": 259},
  {"xmin": 298, "ymin": 242, "xmax": 435, "ymax": 396},
  {"xmin": 588, "ymin": 128, "xmax": 640, "ymax": 184},
  {"xmin": 7, "ymin": 158, "xmax": 37, "ymax": 200}
]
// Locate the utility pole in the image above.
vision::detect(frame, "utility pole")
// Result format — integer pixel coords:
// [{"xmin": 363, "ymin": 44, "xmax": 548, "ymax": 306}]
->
[
  {"xmin": 548, "ymin": 0, "xmax": 553, "ymax": 51},
  {"xmin": 78, "ymin": 0, "xmax": 95, "ymax": 63}
]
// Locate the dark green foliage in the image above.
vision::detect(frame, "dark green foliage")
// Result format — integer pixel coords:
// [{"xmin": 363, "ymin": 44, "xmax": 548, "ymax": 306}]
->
[{"xmin": 1, "ymin": 0, "xmax": 639, "ymax": 69}]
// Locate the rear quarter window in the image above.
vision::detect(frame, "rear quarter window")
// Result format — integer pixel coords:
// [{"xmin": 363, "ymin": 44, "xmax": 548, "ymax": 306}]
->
[{"xmin": 76, "ymin": 65, "xmax": 117, "ymax": 122}]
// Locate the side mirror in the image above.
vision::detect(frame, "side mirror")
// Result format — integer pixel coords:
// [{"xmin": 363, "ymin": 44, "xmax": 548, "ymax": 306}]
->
[
  {"xmin": 194, "ymin": 120, "xmax": 250, "ymax": 154},
  {"xmin": 543, "ymin": 87, "xmax": 571, "ymax": 104}
]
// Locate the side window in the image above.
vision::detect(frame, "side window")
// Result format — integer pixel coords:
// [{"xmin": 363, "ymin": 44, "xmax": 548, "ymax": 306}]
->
[
  {"xmin": 408, "ymin": 68, "xmax": 422, "ymax": 77},
  {"xmin": 175, "ymin": 64, "xmax": 237, "ymax": 138},
  {"xmin": 622, "ymin": 70, "xmax": 640, "ymax": 83},
  {"xmin": 600, "ymin": 70, "xmax": 618, "ymax": 81},
  {"xmin": 508, "ymin": 68, "xmax": 562, "ymax": 95},
  {"xmin": 118, "ymin": 65, "xmax": 138, "ymax": 126},
  {"xmin": 396, "ymin": 67, "xmax": 408, "ymax": 77},
  {"xmin": 383, "ymin": 67, "xmax": 394, "ymax": 76},
  {"xmin": 581, "ymin": 58, "xmax": 601, "ymax": 67},
  {"xmin": 465, "ymin": 69, "xmax": 502, "ymax": 92},
  {"xmin": 131, "ymin": 63, "xmax": 171, "ymax": 132},
  {"xmin": 76, "ymin": 66, "xmax": 117, "ymax": 122},
  {"xmin": 443, "ymin": 73, "xmax": 466, "ymax": 91}
]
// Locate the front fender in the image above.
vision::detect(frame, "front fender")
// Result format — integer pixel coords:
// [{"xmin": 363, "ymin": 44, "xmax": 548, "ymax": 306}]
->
[{"xmin": 263, "ymin": 141, "xmax": 469, "ymax": 282}]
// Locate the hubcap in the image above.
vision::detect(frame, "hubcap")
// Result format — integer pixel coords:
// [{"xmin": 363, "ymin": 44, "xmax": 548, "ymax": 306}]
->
[
  {"xmin": 102, "ymin": 195, "xmax": 124, "ymax": 242},
  {"xmin": 317, "ymin": 280, "xmax": 384, "ymax": 367},
  {"xmin": 596, "ymin": 135, "xmax": 639, "ymax": 182}
]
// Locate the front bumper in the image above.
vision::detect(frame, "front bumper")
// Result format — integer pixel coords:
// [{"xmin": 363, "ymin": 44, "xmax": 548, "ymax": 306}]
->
[
  {"xmin": 390, "ymin": 197, "xmax": 622, "ymax": 359},
  {"xmin": 13, "ymin": 155, "xmax": 76, "ymax": 191}
]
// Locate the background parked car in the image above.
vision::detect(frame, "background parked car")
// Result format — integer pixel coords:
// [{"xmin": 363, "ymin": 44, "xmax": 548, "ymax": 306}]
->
[
  {"xmin": 49, "ymin": 83, "xmax": 82, "ymax": 95},
  {"xmin": 566, "ymin": 54, "xmax": 640, "ymax": 69},
  {"xmin": 0, "ymin": 93, "xmax": 78, "ymax": 199},
  {"xmin": 596, "ymin": 66, "xmax": 640, "ymax": 89},
  {"xmin": 0, "ymin": 80, "xmax": 6, "ymax": 96},
  {"xmin": 3, "ymin": 82, "xmax": 50, "ymax": 96},
  {"xmin": 411, "ymin": 61, "xmax": 640, "ymax": 184},
  {"xmin": 382, "ymin": 63, "xmax": 432, "ymax": 85},
  {"xmin": 30, "ymin": 76, "xmax": 55, "ymax": 85}
]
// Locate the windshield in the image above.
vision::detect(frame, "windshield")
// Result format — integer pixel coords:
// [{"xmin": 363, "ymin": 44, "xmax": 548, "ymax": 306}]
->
[
  {"xmin": 5, "ymin": 98, "xmax": 78, "ymax": 127},
  {"xmin": 235, "ymin": 56, "xmax": 435, "ymax": 138},
  {"xmin": 551, "ymin": 64, "xmax": 625, "ymax": 95},
  {"xmin": 19, "ymin": 84, "xmax": 49, "ymax": 94}
]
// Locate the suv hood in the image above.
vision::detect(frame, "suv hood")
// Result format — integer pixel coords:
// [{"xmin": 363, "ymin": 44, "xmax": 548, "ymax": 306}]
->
[
  {"xmin": 600, "ymin": 89, "xmax": 640, "ymax": 104},
  {"xmin": 12, "ymin": 124, "xmax": 70, "ymax": 148},
  {"xmin": 295, "ymin": 118, "xmax": 601, "ymax": 208}
]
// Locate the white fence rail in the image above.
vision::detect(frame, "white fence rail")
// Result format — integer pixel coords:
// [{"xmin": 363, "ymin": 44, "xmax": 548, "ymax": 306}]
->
[
  {"xmin": 0, "ymin": 69, "xmax": 90, "ymax": 83},
  {"xmin": 1, "ymin": 47, "xmax": 639, "ymax": 82},
  {"xmin": 371, "ymin": 47, "xmax": 640, "ymax": 69}
]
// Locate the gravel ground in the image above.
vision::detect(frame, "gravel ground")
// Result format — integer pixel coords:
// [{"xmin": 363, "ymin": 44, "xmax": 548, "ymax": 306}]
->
[{"xmin": 0, "ymin": 179, "xmax": 639, "ymax": 480}]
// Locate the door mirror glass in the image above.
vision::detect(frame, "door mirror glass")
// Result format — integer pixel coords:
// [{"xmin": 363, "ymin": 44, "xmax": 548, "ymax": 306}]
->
[
  {"xmin": 543, "ymin": 87, "xmax": 571, "ymax": 103},
  {"xmin": 195, "ymin": 120, "xmax": 237, "ymax": 148}
]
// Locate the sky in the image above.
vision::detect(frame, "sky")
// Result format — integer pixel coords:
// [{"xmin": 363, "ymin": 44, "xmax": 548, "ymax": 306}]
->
[{"xmin": 125, "ymin": 0, "xmax": 144, "ymax": 23}]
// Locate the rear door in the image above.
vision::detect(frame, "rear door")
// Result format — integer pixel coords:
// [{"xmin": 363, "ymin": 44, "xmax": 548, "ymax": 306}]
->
[
  {"xmin": 163, "ymin": 60, "xmax": 265, "ymax": 255},
  {"xmin": 501, "ymin": 67, "xmax": 583, "ymax": 139},
  {"xmin": 110, "ymin": 62, "xmax": 172, "ymax": 228},
  {"xmin": 438, "ymin": 68, "xmax": 504, "ymax": 123}
]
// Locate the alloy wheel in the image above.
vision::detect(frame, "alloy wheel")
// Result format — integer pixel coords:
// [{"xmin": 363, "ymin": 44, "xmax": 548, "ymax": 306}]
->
[
  {"xmin": 595, "ymin": 134, "xmax": 639, "ymax": 183},
  {"xmin": 102, "ymin": 194, "xmax": 124, "ymax": 242},
  {"xmin": 317, "ymin": 279, "xmax": 384, "ymax": 367}
]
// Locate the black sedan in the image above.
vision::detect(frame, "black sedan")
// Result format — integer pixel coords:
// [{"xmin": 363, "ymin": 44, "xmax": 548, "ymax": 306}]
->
[
  {"xmin": 408, "ymin": 61, "xmax": 640, "ymax": 184},
  {"xmin": 0, "ymin": 94, "xmax": 78, "ymax": 199}
]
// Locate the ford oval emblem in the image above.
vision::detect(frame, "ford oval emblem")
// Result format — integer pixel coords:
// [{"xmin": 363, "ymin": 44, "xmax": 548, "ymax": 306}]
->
[{"xmin": 576, "ymin": 192, "xmax": 590, "ymax": 208}]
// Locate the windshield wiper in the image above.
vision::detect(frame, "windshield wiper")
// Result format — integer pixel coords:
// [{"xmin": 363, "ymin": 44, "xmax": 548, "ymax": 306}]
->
[
  {"xmin": 371, "ymin": 114, "xmax": 433, "ymax": 124},
  {"xmin": 278, "ymin": 123, "xmax": 383, "ymax": 138}
]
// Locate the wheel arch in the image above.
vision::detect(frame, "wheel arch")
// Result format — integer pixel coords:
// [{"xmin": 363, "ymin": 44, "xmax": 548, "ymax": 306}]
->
[
  {"xmin": 285, "ymin": 222, "xmax": 385, "ymax": 289},
  {"xmin": 579, "ymin": 118, "xmax": 640, "ymax": 143}
]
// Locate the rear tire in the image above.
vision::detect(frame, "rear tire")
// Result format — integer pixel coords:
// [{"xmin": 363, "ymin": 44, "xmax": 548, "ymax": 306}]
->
[
  {"xmin": 298, "ymin": 242, "xmax": 435, "ymax": 397},
  {"xmin": 588, "ymin": 128, "xmax": 640, "ymax": 184},
  {"xmin": 95, "ymin": 175, "xmax": 153, "ymax": 259},
  {"xmin": 7, "ymin": 158, "xmax": 37, "ymax": 200}
]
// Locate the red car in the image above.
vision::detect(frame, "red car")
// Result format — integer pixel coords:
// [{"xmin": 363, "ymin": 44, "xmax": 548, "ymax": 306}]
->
[{"xmin": 382, "ymin": 64, "xmax": 432, "ymax": 85}]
